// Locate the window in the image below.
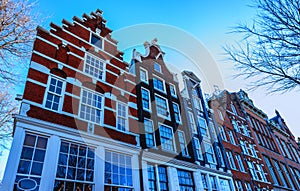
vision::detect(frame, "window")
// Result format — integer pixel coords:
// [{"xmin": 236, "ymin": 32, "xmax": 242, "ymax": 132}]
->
[
  {"xmin": 209, "ymin": 176, "xmax": 217, "ymax": 191},
  {"xmin": 117, "ymin": 102, "xmax": 128, "ymax": 131},
  {"xmin": 194, "ymin": 138, "xmax": 202, "ymax": 160},
  {"xmin": 85, "ymin": 54, "xmax": 105, "ymax": 80},
  {"xmin": 178, "ymin": 131, "xmax": 188, "ymax": 156},
  {"xmin": 231, "ymin": 104, "xmax": 237, "ymax": 115},
  {"xmin": 147, "ymin": 164, "xmax": 157, "ymax": 191},
  {"xmin": 228, "ymin": 131, "xmax": 236, "ymax": 145},
  {"xmin": 169, "ymin": 84, "xmax": 176, "ymax": 97},
  {"xmin": 144, "ymin": 119, "xmax": 155, "ymax": 148},
  {"xmin": 263, "ymin": 156, "xmax": 279, "ymax": 185},
  {"xmin": 201, "ymin": 174, "xmax": 208, "ymax": 191},
  {"xmin": 216, "ymin": 146, "xmax": 225, "ymax": 167},
  {"xmin": 188, "ymin": 112, "xmax": 197, "ymax": 134},
  {"xmin": 141, "ymin": 88, "xmax": 151, "ymax": 111},
  {"xmin": 153, "ymin": 76, "xmax": 165, "ymax": 92},
  {"xmin": 241, "ymin": 124, "xmax": 249, "ymax": 136},
  {"xmin": 240, "ymin": 140, "xmax": 248, "ymax": 155},
  {"xmin": 248, "ymin": 144, "xmax": 257, "ymax": 158},
  {"xmin": 173, "ymin": 102, "xmax": 181, "ymax": 123},
  {"xmin": 231, "ymin": 120, "xmax": 239, "ymax": 132},
  {"xmin": 155, "ymin": 95, "xmax": 169, "ymax": 118},
  {"xmin": 91, "ymin": 33, "xmax": 102, "ymax": 49},
  {"xmin": 247, "ymin": 161, "xmax": 258, "ymax": 180},
  {"xmin": 79, "ymin": 89, "xmax": 103, "ymax": 124},
  {"xmin": 15, "ymin": 134, "xmax": 48, "ymax": 190},
  {"xmin": 219, "ymin": 126, "xmax": 227, "ymax": 141},
  {"xmin": 198, "ymin": 117, "xmax": 208, "ymax": 136},
  {"xmin": 45, "ymin": 76, "xmax": 64, "ymax": 111},
  {"xmin": 54, "ymin": 141, "xmax": 95, "ymax": 190},
  {"xmin": 291, "ymin": 168, "xmax": 300, "ymax": 189},
  {"xmin": 256, "ymin": 164, "xmax": 267, "ymax": 182},
  {"xmin": 193, "ymin": 96, "xmax": 202, "ymax": 111},
  {"xmin": 159, "ymin": 125, "xmax": 175, "ymax": 152},
  {"xmin": 235, "ymin": 155, "xmax": 245, "ymax": 172},
  {"xmin": 244, "ymin": 183, "xmax": 252, "ymax": 191},
  {"xmin": 281, "ymin": 163, "xmax": 295, "ymax": 189},
  {"xmin": 154, "ymin": 62, "xmax": 162, "ymax": 73},
  {"xmin": 235, "ymin": 181, "xmax": 243, "ymax": 191},
  {"xmin": 273, "ymin": 160, "xmax": 287, "ymax": 187},
  {"xmin": 217, "ymin": 109, "xmax": 224, "ymax": 121},
  {"xmin": 140, "ymin": 68, "xmax": 148, "ymax": 83},
  {"xmin": 219, "ymin": 178, "xmax": 231, "ymax": 191},
  {"xmin": 281, "ymin": 141, "xmax": 292, "ymax": 159},
  {"xmin": 204, "ymin": 143, "xmax": 215, "ymax": 163},
  {"xmin": 178, "ymin": 170, "xmax": 194, "ymax": 191},
  {"xmin": 104, "ymin": 151, "xmax": 133, "ymax": 190},
  {"xmin": 226, "ymin": 151, "xmax": 236, "ymax": 169},
  {"xmin": 158, "ymin": 166, "xmax": 168, "ymax": 191}
]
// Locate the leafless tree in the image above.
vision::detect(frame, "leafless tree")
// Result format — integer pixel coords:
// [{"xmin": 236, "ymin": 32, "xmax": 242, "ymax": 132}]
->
[
  {"xmin": 0, "ymin": 0, "xmax": 38, "ymax": 84},
  {"xmin": 225, "ymin": 0, "xmax": 300, "ymax": 93}
]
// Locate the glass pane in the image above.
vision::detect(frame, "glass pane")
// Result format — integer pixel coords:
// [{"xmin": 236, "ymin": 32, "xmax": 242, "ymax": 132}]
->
[
  {"xmin": 24, "ymin": 135, "xmax": 36, "ymax": 147},
  {"xmin": 67, "ymin": 167, "xmax": 76, "ymax": 179},
  {"xmin": 21, "ymin": 147, "xmax": 34, "ymax": 160},
  {"xmin": 33, "ymin": 149, "xmax": 46, "ymax": 162},
  {"xmin": 70, "ymin": 144, "xmax": 78, "ymax": 155},
  {"xmin": 60, "ymin": 142, "xmax": 69, "ymax": 153},
  {"xmin": 17, "ymin": 160, "xmax": 31, "ymax": 174},
  {"xmin": 58, "ymin": 154, "xmax": 68, "ymax": 165},
  {"xmin": 36, "ymin": 137, "xmax": 47, "ymax": 149},
  {"xmin": 56, "ymin": 165, "xmax": 66, "ymax": 178},
  {"xmin": 31, "ymin": 162, "xmax": 43, "ymax": 175}
]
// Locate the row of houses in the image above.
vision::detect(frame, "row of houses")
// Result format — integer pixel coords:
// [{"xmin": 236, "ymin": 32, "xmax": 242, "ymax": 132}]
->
[{"xmin": 1, "ymin": 9, "xmax": 300, "ymax": 191}]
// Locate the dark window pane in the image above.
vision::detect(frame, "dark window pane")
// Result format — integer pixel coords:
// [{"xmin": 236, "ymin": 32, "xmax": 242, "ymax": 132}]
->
[
  {"xmin": 56, "ymin": 165, "xmax": 66, "ymax": 178},
  {"xmin": 21, "ymin": 147, "xmax": 34, "ymax": 160},
  {"xmin": 91, "ymin": 34, "xmax": 102, "ymax": 49},
  {"xmin": 75, "ymin": 183, "xmax": 84, "ymax": 191},
  {"xmin": 17, "ymin": 160, "xmax": 31, "ymax": 174},
  {"xmin": 24, "ymin": 135, "xmax": 36, "ymax": 147},
  {"xmin": 33, "ymin": 149, "xmax": 46, "ymax": 162},
  {"xmin": 76, "ymin": 169, "xmax": 85, "ymax": 181},
  {"xmin": 88, "ymin": 148, "xmax": 94, "ymax": 158},
  {"xmin": 78, "ymin": 157, "xmax": 86, "ymax": 168},
  {"xmin": 65, "ymin": 181, "xmax": 75, "ymax": 191},
  {"xmin": 67, "ymin": 167, "xmax": 76, "ymax": 180},
  {"xmin": 58, "ymin": 153, "xmax": 68, "ymax": 165},
  {"xmin": 36, "ymin": 137, "xmax": 47, "ymax": 149},
  {"xmin": 86, "ymin": 170, "xmax": 94, "ymax": 182},
  {"xmin": 87, "ymin": 159, "xmax": 94, "ymax": 170},
  {"xmin": 31, "ymin": 162, "xmax": 43, "ymax": 175},
  {"xmin": 68, "ymin": 155, "xmax": 77, "ymax": 167},
  {"xmin": 53, "ymin": 180, "xmax": 64, "ymax": 191},
  {"xmin": 70, "ymin": 144, "xmax": 78, "ymax": 155},
  {"xmin": 79, "ymin": 146, "xmax": 87, "ymax": 156},
  {"xmin": 60, "ymin": 142, "xmax": 69, "ymax": 153}
]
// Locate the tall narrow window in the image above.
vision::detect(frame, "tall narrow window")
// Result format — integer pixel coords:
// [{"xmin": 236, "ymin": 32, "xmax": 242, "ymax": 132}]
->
[
  {"xmin": 54, "ymin": 141, "xmax": 95, "ymax": 190},
  {"xmin": 178, "ymin": 131, "xmax": 188, "ymax": 156},
  {"xmin": 198, "ymin": 117, "xmax": 208, "ymax": 136},
  {"xmin": 79, "ymin": 89, "xmax": 103, "ymax": 124},
  {"xmin": 85, "ymin": 54, "xmax": 105, "ymax": 80},
  {"xmin": 226, "ymin": 151, "xmax": 236, "ymax": 169},
  {"xmin": 158, "ymin": 166, "xmax": 168, "ymax": 191},
  {"xmin": 104, "ymin": 151, "xmax": 133, "ymax": 190},
  {"xmin": 188, "ymin": 112, "xmax": 197, "ymax": 134},
  {"xmin": 45, "ymin": 76, "xmax": 64, "ymax": 111},
  {"xmin": 169, "ymin": 84, "xmax": 176, "ymax": 97},
  {"xmin": 144, "ymin": 119, "xmax": 155, "ymax": 147},
  {"xmin": 216, "ymin": 146, "xmax": 225, "ymax": 167},
  {"xmin": 116, "ymin": 102, "xmax": 128, "ymax": 131},
  {"xmin": 159, "ymin": 125, "xmax": 174, "ymax": 152},
  {"xmin": 219, "ymin": 126, "xmax": 227, "ymax": 141},
  {"xmin": 228, "ymin": 131, "xmax": 236, "ymax": 145},
  {"xmin": 247, "ymin": 161, "xmax": 258, "ymax": 180},
  {"xmin": 172, "ymin": 102, "xmax": 181, "ymax": 123},
  {"xmin": 201, "ymin": 174, "xmax": 208, "ymax": 191},
  {"xmin": 15, "ymin": 134, "xmax": 48, "ymax": 190},
  {"xmin": 235, "ymin": 155, "xmax": 245, "ymax": 172},
  {"xmin": 194, "ymin": 138, "xmax": 202, "ymax": 160},
  {"xmin": 235, "ymin": 181, "xmax": 243, "ymax": 191},
  {"xmin": 155, "ymin": 95, "xmax": 169, "ymax": 118},
  {"xmin": 204, "ymin": 143, "xmax": 215, "ymax": 163},
  {"xmin": 147, "ymin": 164, "xmax": 157, "ymax": 191},
  {"xmin": 140, "ymin": 68, "xmax": 148, "ymax": 83},
  {"xmin": 209, "ymin": 176, "xmax": 217, "ymax": 191},
  {"xmin": 177, "ymin": 170, "xmax": 194, "ymax": 191},
  {"xmin": 154, "ymin": 62, "xmax": 162, "ymax": 73},
  {"xmin": 273, "ymin": 160, "xmax": 287, "ymax": 187},
  {"xmin": 153, "ymin": 77, "xmax": 165, "ymax": 92},
  {"xmin": 256, "ymin": 164, "xmax": 267, "ymax": 182},
  {"xmin": 141, "ymin": 88, "xmax": 151, "ymax": 111},
  {"xmin": 91, "ymin": 34, "xmax": 102, "ymax": 49},
  {"xmin": 231, "ymin": 120, "xmax": 239, "ymax": 132},
  {"xmin": 193, "ymin": 97, "xmax": 202, "ymax": 111},
  {"xmin": 281, "ymin": 163, "xmax": 295, "ymax": 189}
]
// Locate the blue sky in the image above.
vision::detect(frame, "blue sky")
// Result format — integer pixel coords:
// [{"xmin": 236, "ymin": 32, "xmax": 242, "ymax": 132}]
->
[{"xmin": 1, "ymin": 0, "xmax": 299, "ymax": 180}]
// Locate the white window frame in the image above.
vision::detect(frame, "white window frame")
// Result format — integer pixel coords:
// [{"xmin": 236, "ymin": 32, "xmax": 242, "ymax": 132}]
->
[
  {"xmin": 144, "ymin": 118, "xmax": 156, "ymax": 148},
  {"xmin": 204, "ymin": 142, "xmax": 216, "ymax": 164},
  {"xmin": 228, "ymin": 131, "xmax": 236, "ymax": 145},
  {"xmin": 141, "ymin": 88, "xmax": 151, "ymax": 112},
  {"xmin": 44, "ymin": 75, "xmax": 66, "ymax": 112},
  {"xmin": 198, "ymin": 116, "xmax": 208, "ymax": 137},
  {"xmin": 172, "ymin": 102, "xmax": 181, "ymax": 123},
  {"xmin": 79, "ymin": 88, "xmax": 104, "ymax": 125},
  {"xmin": 140, "ymin": 67, "xmax": 148, "ymax": 83},
  {"xmin": 159, "ymin": 124, "xmax": 176, "ymax": 152},
  {"xmin": 155, "ymin": 94, "xmax": 170, "ymax": 119},
  {"xmin": 153, "ymin": 75, "xmax": 166, "ymax": 93},
  {"xmin": 169, "ymin": 83, "xmax": 177, "ymax": 97},
  {"xmin": 194, "ymin": 138, "xmax": 203, "ymax": 160},
  {"xmin": 188, "ymin": 112, "xmax": 197, "ymax": 134},
  {"xmin": 244, "ymin": 182, "xmax": 252, "ymax": 191},
  {"xmin": 235, "ymin": 155, "xmax": 245, "ymax": 172},
  {"xmin": 226, "ymin": 151, "xmax": 236, "ymax": 169},
  {"xmin": 154, "ymin": 62, "xmax": 162, "ymax": 73},
  {"xmin": 235, "ymin": 180, "xmax": 243, "ymax": 191},
  {"xmin": 219, "ymin": 126, "xmax": 227, "ymax": 141},
  {"xmin": 116, "ymin": 101, "xmax": 128, "ymax": 132},
  {"xmin": 178, "ymin": 130, "xmax": 189, "ymax": 156},
  {"xmin": 84, "ymin": 53, "xmax": 106, "ymax": 81},
  {"xmin": 216, "ymin": 146, "xmax": 225, "ymax": 167}
]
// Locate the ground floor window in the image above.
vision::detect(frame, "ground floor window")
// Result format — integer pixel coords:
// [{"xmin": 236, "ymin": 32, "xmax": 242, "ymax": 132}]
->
[
  {"xmin": 219, "ymin": 178, "xmax": 231, "ymax": 191},
  {"xmin": 177, "ymin": 170, "xmax": 194, "ymax": 191},
  {"xmin": 104, "ymin": 151, "xmax": 133, "ymax": 191}
]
